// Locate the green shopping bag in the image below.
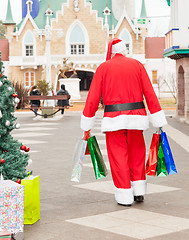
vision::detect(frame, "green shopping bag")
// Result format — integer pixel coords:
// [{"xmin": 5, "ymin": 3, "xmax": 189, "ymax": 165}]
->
[
  {"xmin": 87, "ymin": 135, "xmax": 108, "ymax": 179},
  {"xmin": 21, "ymin": 176, "xmax": 40, "ymax": 224},
  {"xmin": 156, "ymin": 135, "xmax": 167, "ymax": 176}
]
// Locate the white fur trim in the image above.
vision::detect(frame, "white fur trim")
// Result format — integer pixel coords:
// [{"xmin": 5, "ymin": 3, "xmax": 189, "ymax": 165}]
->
[
  {"xmin": 114, "ymin": 186, "xmax": 134, "ymax": 205},
  {"xmin": 101, "ymin": 115, "xmax": 149, "ymax": 132},
  {"xmin": 80, "ymin": 114, "xmax": 95, "ymax": 131},
  {"xmin": 132, "ymin": 180, "xmax": 147, "ymax": 196},
  {"xmin": 111, "ymin": 40, "xmax": 126, "ymax": 54},
  {"xmin": 150, "ymin": 110, "xmax": 167, "ymax": 128}
]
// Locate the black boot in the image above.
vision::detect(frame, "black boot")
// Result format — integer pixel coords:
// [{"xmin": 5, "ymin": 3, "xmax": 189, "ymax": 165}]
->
[{"xmin": 134, "ymin": 195, "xmax": 144, "ymax": 202}]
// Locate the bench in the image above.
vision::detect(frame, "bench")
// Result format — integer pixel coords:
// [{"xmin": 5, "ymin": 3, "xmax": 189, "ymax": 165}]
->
[{"xmin": 23, "ymin": 95, "xmax": 72, "ymax": 117}]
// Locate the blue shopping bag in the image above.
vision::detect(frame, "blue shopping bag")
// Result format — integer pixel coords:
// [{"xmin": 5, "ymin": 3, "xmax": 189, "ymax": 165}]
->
[{"xmin": 160, "ymin": 129, "xmax": 177, "ymax": 175}]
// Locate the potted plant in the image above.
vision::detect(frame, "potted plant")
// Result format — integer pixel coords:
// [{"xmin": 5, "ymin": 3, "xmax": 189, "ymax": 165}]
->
[{"xmin": 37, "ymin": 80, "xmax": 55, "ymax": 118}]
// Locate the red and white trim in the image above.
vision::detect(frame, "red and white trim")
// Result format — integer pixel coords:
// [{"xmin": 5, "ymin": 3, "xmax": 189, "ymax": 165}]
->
[
  {"xmin": 149, "ymin": 110, "xmax": 167, "ymax": 128},
  {"xmin": 81, "ymin": 111, "xmax": 167, "ymax": 133},
  {"xmin": 132, "ymin": 180, "xmax": 147, "ymax": 196},
  {"xmin": 114, "ymin": 186, "xmax": 134, "ymax": 205},
  {"xmin": 81, "ymin": 114, "xmax": 95, "ymax": 131},
  {"xmin": 101, "ymin": 115, "xmax": 149, "ymax": 132}
]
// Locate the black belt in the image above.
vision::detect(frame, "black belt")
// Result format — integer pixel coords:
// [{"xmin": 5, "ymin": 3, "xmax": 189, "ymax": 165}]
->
[{"xmin": 104, "ymin": 101, "xmax": 145, "ymax": 112}]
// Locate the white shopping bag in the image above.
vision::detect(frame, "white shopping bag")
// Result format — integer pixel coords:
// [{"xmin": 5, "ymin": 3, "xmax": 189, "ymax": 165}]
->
[{"xmin": 71, "ymin": 138, "xmax": 87, "ymax": 182}]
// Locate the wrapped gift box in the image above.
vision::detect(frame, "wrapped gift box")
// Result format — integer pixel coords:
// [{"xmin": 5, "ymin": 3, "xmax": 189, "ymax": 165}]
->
[
  {"xmin": 0, "ymin": 180, "xmax": 24, "ymax": 234},
  {"xmin": 0, "ymin": 229, "xmax": 11, "ymax": 240}
]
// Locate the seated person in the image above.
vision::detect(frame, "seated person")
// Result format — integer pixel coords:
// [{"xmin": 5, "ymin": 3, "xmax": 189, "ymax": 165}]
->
[
  {"xmin": 29, "ymin": 85, "xmax": 41, "ymax": 116},
  {"xmin": 57, "ymin": 84, "xmax": 70, "ymax": 114}
]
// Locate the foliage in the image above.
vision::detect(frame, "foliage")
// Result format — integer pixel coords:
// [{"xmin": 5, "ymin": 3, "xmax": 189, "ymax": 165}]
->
[
  {"xmin": 12, "ymin": 81, "xmax": 29, "ymax": 109},
  {"xmin": 0, "ymin": 20, "xmax": 5, "ymax": 39},
  {"xmin": 0, "ymin": 55, "xmax": 30, "ymax": 181},
  {"xmin": 37, "ymin": 79, "xmax": 51, "ymax": 96}
]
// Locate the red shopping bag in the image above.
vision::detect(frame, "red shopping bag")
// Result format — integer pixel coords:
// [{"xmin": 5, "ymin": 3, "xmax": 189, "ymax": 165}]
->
[{"xmin": 146, "ymin": 133, "xmax": 160, "ymax": 176}]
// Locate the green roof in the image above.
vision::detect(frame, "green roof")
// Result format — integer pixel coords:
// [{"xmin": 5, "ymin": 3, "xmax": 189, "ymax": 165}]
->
[
  {"xmin": 86, "ymin": 0, "xmax": 118, "ymax": 29},
  {"xmin": 17, "ymin": 0, "xmax": 118, "ymax": 30},
  {"xmin": 140, "ymin": 0, "xmax": 147, "ymax": 18},
  {"xmin": 4, "ymin": 0, "xmax": 15, "ymax": 25}
]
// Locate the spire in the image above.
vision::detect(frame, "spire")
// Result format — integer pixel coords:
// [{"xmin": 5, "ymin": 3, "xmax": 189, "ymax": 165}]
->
[
  {"xmin": 45, "ymin": 2, "xmax": 53, "ymax": 27},
  {"xmin": 22, "ymin": 0, "xmax": 39, "ymax": 19},
  {"xmin": 4, "ymin": 0, "xmax": 15, "ymax": 25},
  {"xmin": 140, "ymin": 0, "xmax": 147, "ymax": 18},
  {"xmin": 26, "ymin": 0, "xmax": 33, "ymax": 14},
  {"xmin": 166, "ymin": 0, "xmax": 170, "ymax": 6},
  {"xmin": 103, "ymin": 0, "xmax": 111, "ymax": 28}
]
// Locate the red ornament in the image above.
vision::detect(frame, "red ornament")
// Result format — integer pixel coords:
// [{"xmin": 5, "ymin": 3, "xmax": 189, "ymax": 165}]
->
[
  {"xmin": 0, "ymin": 73, "xmax": 1, "ymax": 78},
  {"xmin": 25, "ymin": 147, "xmax": 30, "ymax": 152},
  {"xmin": 1, "ymin": 159, "xmax": 5, "ymax": 164},
  {"xmin": 4, "ymin": 150, "xmax": 7, "ymax": 153},
  {"xmin": 16, "ymin": 179, "xmax": 21, "ymax": 184},
  {"xmin": 12, "ymin": 93, "xmax": 18, "ymax": 97},
  {"xmin": 20, "ymin": 145, "xmax": 26, "ymax": 151}
]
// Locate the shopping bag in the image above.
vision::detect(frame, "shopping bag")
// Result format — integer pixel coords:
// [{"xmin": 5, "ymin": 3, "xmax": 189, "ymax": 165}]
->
[
  {"xmin": 71, "ymin": 138, "xmax": 87, "ymax": 182},
  {"xmin": 21, "ymin": 176, "xmax": 40, "ymax": 224},
  {"xmin": 87, "ymin": 135, "xmax": 108, "ymax": 179},
  {"xmin": 85, "ymin": 143, "xmax": 90, "ymax": 155},
  {"xmin": 146, "ymin": 133, "xmax": 159, "ymax": 176},
  {"xmin": 160, "ymin": 129, "xmax": 177, "ymax": 175},
  {"xmin": 156, "ymin": 135, "xmax": 167, "ymax": 176}
]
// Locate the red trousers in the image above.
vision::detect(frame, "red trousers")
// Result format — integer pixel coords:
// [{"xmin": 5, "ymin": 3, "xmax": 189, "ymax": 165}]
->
[{"xmin": 106, "ymin": 129, "xmax": 146, "ymax": 189}]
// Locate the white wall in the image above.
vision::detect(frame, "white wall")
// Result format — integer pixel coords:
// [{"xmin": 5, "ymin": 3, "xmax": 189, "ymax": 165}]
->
[
  {"xmin": 170, "ymin": 0, "xmax": 189, "ymax": 48},
  {"xmin": 2, "ymin": 61, "xmax": 9, "ymax": 78},
  {"xmin": 145, "ymin": 57, "xmax": 176, "ymax": 98}
]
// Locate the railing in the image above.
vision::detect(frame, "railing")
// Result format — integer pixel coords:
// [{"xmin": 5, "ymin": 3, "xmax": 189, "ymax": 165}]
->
[
  {"xmin": 165, "ymin": 28, "xmax": 179, "ymax": 50},
  {"xmin": 9, "ymin": 54, "xmax": 105, "ymax": 67}
]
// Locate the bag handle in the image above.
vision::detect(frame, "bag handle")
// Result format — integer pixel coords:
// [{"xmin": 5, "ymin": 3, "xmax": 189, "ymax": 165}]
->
[{"xmin": 83, "ymin": 130, "xmax": 91, "ymax": 141}]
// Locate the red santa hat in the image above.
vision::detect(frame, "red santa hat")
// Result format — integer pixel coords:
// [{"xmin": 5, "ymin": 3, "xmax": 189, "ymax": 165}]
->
[{"xmin": 106, "ymin": 38, "xmax": 126, "ymax": 61}]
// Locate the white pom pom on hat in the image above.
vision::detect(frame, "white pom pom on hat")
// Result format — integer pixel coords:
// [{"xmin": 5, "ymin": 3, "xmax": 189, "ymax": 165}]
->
[{"xmin": 106, "ymin": 38, "xmax": 126, "ymax": 61}]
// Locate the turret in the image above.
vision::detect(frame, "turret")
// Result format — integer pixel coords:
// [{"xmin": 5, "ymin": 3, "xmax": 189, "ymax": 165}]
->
[
  {"xmin": 3, "ymin": 0, "xmax": 16, "ymax": 40},
  {"xmin": 137, "ymin": 0, "xmax": 149, "ymax": 38}
]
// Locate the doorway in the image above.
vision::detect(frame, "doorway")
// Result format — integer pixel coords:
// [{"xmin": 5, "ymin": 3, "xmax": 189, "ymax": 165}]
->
[{"xmin": 177, "ymin": 65, "xmax": 185, "ymax": 116}]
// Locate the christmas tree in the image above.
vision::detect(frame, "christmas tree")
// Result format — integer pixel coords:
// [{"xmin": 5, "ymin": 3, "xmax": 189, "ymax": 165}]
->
[{"xmin": 0, "ymin": 52, "xmax": 30, "ymax": 183}]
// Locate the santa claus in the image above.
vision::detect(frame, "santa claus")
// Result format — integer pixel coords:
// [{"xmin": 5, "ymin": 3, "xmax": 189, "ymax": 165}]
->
[{"xmin": 80, "ymin": 38, "xmax": 167, "ymax": 206}]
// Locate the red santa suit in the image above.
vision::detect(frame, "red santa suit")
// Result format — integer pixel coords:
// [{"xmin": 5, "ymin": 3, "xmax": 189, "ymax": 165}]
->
[{"xmin": 80, "ymin": 39, "xmax": 167, "ymax": 205}]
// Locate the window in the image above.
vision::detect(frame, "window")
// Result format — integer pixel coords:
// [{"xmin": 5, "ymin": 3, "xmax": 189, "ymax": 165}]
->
[
  {"xmin": 25, "ymin": 72, "xmax": 35, "ymax": 87},
  {"xmin": 23, "ymin": 31, "xmax": 35, "ymax": 57},
  {"xmin": 71, "ymin": 44, "xmax": 84, "ymax": 55},
  {"xmin": 25, "ymin": 45, "xmax": 34, "ymax": 56},
  {"xmin": 70, "ymin": 25, "xmax": 85, "ymax": 55},
  {"xmin": 152, "ymin": 70, "xmax": 158, "ymax": 84},
  {"xmin": 125, "ymin": 44, "xmax": 130, "ymax": 55},
  {"xmin": 119, "ymin": 29, "xmax": 132, "ymax": 56}
]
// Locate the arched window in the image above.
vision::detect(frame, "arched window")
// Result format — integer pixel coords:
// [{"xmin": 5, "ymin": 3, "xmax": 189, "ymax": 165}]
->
[
  {"xmin": 119, "ymin": 29, "xmax": 132, "ymax": 56},
  {"xmin": 24, "ymin": 72, "xmax": 35, "ymax": 87},
  {"xmin": 23, "ymin": 31, "xmax": 35, "ymax": 57},
  {"xmin": 70, "ymin": 25, "xmax": 85, "ymax": 55},
  {"xmin": 66, "ymin": 20, "xmax": 89, "ymax": 55}
]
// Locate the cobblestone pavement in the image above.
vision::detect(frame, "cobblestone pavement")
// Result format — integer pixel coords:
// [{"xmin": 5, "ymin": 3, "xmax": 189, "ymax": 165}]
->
[{"xmin": 13, "ymin": 109, "xmax": 189, "ymax": 240}]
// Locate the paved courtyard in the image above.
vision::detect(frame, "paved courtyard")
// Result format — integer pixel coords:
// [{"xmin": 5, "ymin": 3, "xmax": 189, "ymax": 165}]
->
[{"xmin": 13, "ymin": 109, "xmax": 189, "ymax": 240}]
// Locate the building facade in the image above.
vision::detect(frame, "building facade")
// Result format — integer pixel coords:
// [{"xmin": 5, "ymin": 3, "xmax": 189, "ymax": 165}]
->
[
  {"xmin": 2, "ymin": 0, "xmax": 147, "ymax": 93},
  {"xmin": 164, "ymin": 0, "xmax": 189, "ymax": 121},
  {"xmin": 3, "ymin": 0, "xmax": 175, "ymax": 100}
]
